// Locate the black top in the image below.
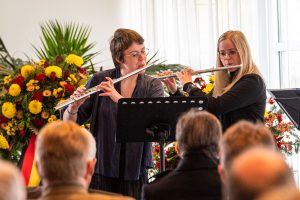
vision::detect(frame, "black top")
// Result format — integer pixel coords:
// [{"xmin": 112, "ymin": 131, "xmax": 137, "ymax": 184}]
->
[
  {"xmin": 178, "ymin": 73, "xmax": 266, "ymax": 130},
  {"xmin": 142, "ymin": 151, "xmax": 222, "ymax": 200},
  {"xmin": 76, "ymin": 68, "xmax": 164, "ymax": 180}
]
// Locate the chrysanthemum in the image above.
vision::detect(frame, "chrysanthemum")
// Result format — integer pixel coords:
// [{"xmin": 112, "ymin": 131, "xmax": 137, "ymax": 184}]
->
[
  {"xmin": 21, "ymin": 65, "xmax": 34, "ymax": 79},
  {"xmin": 45, "ymin": 66, "xmax": 62, "ymax": 78},
  {"xmin": 3, "ymin": 75, "xmax": 12, "ymax": 84},
  {"xmin": 8, "ymin": 84, "xmax": 21, "ymax": 96},
  {"xmin": 2, "ymin": 102, "xmax": 16, "ymax": 119},
  {"xmin": 28, "ymin": 100, "xmax": 42, "ymax": 114},
  {"xmin": 65, "ymin": 54, "xmax": 84, "ymax": 67},
  {"xmin": 0, "ymin": 134, "xmax": 9, "ymax": 149},
  {"xmin": 202, "ymin": 83, "xmax": 214, "ymax": 94}
]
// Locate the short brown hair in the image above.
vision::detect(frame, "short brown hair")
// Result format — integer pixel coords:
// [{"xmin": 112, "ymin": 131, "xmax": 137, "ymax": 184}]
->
[
  {"xmin": 36, "ymin": 121, "xmax": 96, "ymax": 182},
  {"xmin": 110, "ymin": 28, "xmax": 144, "ymax": 68},
  {"xmin": 220, "ymin": 120, "xmax": 276, "ymax": 170},
  {"xmin": 176, "ymin": 109, "xmax": 222, "ymax": 157}
]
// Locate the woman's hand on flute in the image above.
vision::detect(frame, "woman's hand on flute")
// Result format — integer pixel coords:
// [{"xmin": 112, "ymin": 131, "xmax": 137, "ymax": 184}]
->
[
  {"xmin": 161, "ymin": 78, "xmax": 178, "ymax": 94},
  {"xmin": 68, "ymin": 87, "xmax": 89, "ymax": 113},
  {"xmin": 176, "ymin": 68, "xmax": 193, "ymax": 85},
  {"xmin": 98, "ymin": 77, "xmax": 123, "ymax": 102}
]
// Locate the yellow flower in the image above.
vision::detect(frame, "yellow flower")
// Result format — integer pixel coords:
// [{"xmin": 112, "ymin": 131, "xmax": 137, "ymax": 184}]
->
[
  {"xmin": 264, "ymin": 111, "xmax": 269, "ymax": 118},
  {"xmin": 21, "ymin": 65, "xmax": 34, "ymax": 79},
  {"xmin": 65, "ymin": 54, "xmax": 84, "ymax": 67},
  {"xmin": 3, "ymin": 75, "xmax": 12, "ymax": 84},
  {"xmin": 45, "ymin": 66, "xmax": 62, "ymax": 78},
  {"xmin": 203, "ymin": 83, "xmax": 214, "ymax": 94},
  {"xmin": 37, "ymin": 59, "xmax": 46, "ymax": 66},
  {"xmin": 41, "ymin": 111, "xmax": 50, "ymax": 119},
  {"xmin": 47, "ymin": 118, "xmax": 53, "ymax": 123},
  {"xmin": 209, "ymin": 74, "xmax": 215, "ymax": 83},
  {"xmin": 2, "ymin": 102, "xmax": 16, "ymax": 119},
  {"xmin": 28, "ymin": 100, "xmax": 42, "ymax": 114},
  {"xmin": 50, "ymin": 115, "xmax": 57, "ymax": 120},
  {"xmin": 53, "ymin": 88, "xmax": 63, "ymax": 98},
  {"xmin": 26, "ymin": 85, "xmax": 35, "ymax": 92},
  {"xmin": 68, "ymin": 74, "xmax": 78, "ymax": 83},
  {"xmin": 8, "ymin": 84, "xmax": 21, "ymax": 96},
  {"xmin": 0, "ymin": 134, "xmax": 9, "ymax": 149}
]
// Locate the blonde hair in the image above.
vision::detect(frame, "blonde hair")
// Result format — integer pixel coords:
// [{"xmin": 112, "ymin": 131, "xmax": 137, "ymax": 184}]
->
[
  {"xmin": 176, "ymin": 109, "xmax": 222, "ymax": 157},
  {"xmin": 35, "ymin": 121, "xmax": 96, "ymax": 182},
  {"xmin": 213, "ymin": 30, "xmax": 262, "ymax": 97}
]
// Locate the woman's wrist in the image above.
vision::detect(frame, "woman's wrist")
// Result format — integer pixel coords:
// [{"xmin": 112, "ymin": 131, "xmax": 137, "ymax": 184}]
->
[{"xmin": 67, "ymin": 106, "xmax": 78, "ymax": 115}]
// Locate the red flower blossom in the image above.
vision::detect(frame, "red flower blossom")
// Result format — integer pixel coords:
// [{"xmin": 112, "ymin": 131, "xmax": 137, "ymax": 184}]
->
[
  {"xmin": 31, "ymin": 92, "xmax": 43, "ymax": 102},
  {"xmin": 19, "ymin": 130, "xmax": 26, "ymax": 137},
  {"xmin": 12, "ymin": 75, "xmax": 25, "ymax": 88},
  {"xmin": 50, "ymin": 72, "xmax": 57, "ymax": 81},
  {"xmin": 64, "ymin": 83, "xmax": 75, "ymax": 95},
  {"xmin": 55, "ymin": 55, "xmax": 63, "ymax": 64},
  {"xmin": 0, "ymin": 115, "xmax": 9, "ymax": 124},
  {"xmin": 64, "ymin": 70, "xmax": 70, "ymax": 80},
  {"xmin": 35, "ymin": 73, "xmax": 45, "ymax": 84},
  {"xmin": 78, "ymin": 67, "xmax": 87, "ymax": 75},
  {"xmin": 32, "ymin": 118, "xmax": 43, "ymax": 129},
  {"xmin": 44, "ymin": 60, "xmax": 49, "ymax": 67},
  {"xmin": 268, "ymin": 97, "xmax": 275, "ymax": 104}
]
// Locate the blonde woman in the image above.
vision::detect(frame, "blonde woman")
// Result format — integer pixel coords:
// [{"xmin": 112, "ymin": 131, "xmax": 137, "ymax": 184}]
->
[{"xmin": 163, "ymin": 30, "xmax": 266, "ymax": 130}]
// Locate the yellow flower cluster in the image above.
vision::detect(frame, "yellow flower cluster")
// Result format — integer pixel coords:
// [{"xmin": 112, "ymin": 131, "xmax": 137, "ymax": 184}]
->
[
  {"xmin": 47, "ymin": 115, "xmax": 58, "ymax": 123},
  {"xmin": 53, "ymin": 87, "xmax": 63, "ymax": 98},
  {"xmin": 203, "ymin": 83, "xmax": 214, "ymax": 94},
  {"xmin": 65, "ymin": 54, "xmax": 84, "ymax": 67},
  {"xmin": 26, "ymin": 79, "xmax": 40, "ymax": 91},
  {"xmin": 28, "ymin": 100, "xmax": 42, "ymax": 114},
  {"xmin": 45, "ymin": 66, "xmax": 62, "ymax": 78},
  {"xmin": 68, "ymin": 74, "xmax": 78, "ymax": 83},
  {"xmin": 8, "ymin": 84, "xmax": 21, "ymax": 96},
  {"xmin": 21, "ymin": 65, "xmax": 34, "ymax": 79},
  {"xmin": 4, "ymin": 122, "xmax": 16, "ymax": 136},
  {"xmin": 2, "ymin": 102, "xmax": 16, "ymax": 119},
  {"xmin": 0, "ymin": 134, "xmax": 9, "ymax": 149},
  {"xmin": 3, "ymin": 75, "xmax": 12, "ymax": 84}
]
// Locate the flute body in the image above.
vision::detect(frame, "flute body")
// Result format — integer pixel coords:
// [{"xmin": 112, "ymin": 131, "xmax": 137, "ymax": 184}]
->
[
  {"xmin": 54, "ymin": 64, "xmax": 152, "ymax": 110},
  {"xmin": 154, "ymin": 64, "xmax": 242, "ymax": 79}
]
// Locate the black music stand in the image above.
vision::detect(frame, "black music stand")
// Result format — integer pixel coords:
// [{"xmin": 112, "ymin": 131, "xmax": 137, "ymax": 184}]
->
[
  {"xmin": 116, "ymin": 96, "xmax": 207, "ymax": 172},
  {"xmin": 268, "ymin": 88, "xmax": 300, "ymax": 130}
]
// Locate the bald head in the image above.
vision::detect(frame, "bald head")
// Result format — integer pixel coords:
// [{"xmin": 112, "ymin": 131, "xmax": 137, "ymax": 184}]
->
[
  {"xmin": 228, "ymin": 147, "xmax": 295, "ymax": 200},
  {"xmin": 0, "ymin": 160, "xmax": 25, "ymax": 200}
]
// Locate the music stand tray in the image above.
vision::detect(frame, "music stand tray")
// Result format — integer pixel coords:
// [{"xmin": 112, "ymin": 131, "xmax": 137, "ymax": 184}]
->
[
  {"xmin": 116, "ymin": 96, "xmax": 207, "ymax": 171},
  {"xmin": 268, "ymin": 88, "xmax": 300, "ymax": 130}
]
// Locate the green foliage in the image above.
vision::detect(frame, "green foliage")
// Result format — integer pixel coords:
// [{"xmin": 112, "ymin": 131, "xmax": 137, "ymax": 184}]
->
[
  {"xmin": 32, "ymin": 20, "xmax": 100, "ymax": 74},
  {"xmin": 0, "ymin": 38, "xmax": 28, "ymax": 78}
]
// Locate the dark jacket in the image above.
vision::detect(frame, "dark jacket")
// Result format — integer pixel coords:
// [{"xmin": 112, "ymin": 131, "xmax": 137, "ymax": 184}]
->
[
  {"xmin": 76, "ymin": 68, "xmax": 164, "ymax": 180},
  {"xmin": 142, "ymin": 151, "xmax": 222, "ymax": 200},
  {"xmin": 181, "ymin": 73, "xmax": 266, "ymax": 130}
]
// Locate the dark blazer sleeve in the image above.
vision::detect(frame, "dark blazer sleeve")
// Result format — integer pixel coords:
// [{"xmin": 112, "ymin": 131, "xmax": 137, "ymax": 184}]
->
[{"xmin": 183, "ymin": 74, "xmax": 266, "ymax": 115}]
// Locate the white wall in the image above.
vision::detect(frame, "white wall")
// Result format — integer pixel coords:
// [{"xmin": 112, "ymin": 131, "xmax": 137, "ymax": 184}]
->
[{"xmin": 0, "ymin": 0, "xmax": 128, "ymax": 70}]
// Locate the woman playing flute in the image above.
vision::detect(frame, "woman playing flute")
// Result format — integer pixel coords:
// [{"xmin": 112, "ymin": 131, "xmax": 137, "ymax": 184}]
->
[
  {"xmin": 63, "ymin": 28, "xmax": 164, "ymax": 199},
  {"xmin": 163, "ymin": 30, "xmax": 266, "ymax": 130}
]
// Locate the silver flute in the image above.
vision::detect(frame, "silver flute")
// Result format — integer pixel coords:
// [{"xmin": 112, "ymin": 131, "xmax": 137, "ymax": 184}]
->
[
  {"xmin": 54, "ymin": 64, "xmax": 152, "ymax": 110},
  {"xmin": 154, "ymin": 64, "xmax": 242, "ymax": 79}
]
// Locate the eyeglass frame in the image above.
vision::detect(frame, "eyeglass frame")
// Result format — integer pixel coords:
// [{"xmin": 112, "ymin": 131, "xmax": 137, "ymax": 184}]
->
[
  {"xmin": 218, "ymin": 48, "xmax": 239, "ymax": 59},
  {"xmin": 124, "ymin": 48, "xmax": 149, "ymax": 59}
]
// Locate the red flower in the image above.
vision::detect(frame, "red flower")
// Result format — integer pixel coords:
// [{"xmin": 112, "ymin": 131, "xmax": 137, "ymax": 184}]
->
[
  {"xmin": 0, "ymin": 115, "xmax": 9, "ymax": 124},
  {"xmin": 277, "ymin": 114, "xmax": 283, "ymax": 122},
  {"xmin": 63, "ymin": 70, "xmax": 70, "ymax": 80},
  {"xmin": 12, "ymin": 75, "xmax": 25, "ymax": 88},
  {"xmin": 78, "ymin": 67, "xmax": 87, "ymax": 75},
  {"xmin": 19, "ymin": 130, "xmax": 26, "ymax": 137},
  {"xmin": 50, "ymin": 72, "xmax": 57, "ymax": 81},
  {"xmin": 32, "ymin": 118, "xmax": 43, "ymax": 129},
  {"xmin": 31, "ymin": 92, "xmax": 43, "ymax": 102},
  {"xmin": 35, "ymin": 73, "xmax": 45, "ymax": 84},
  {"xmin": 44, "ymin": 60, "xmax": 49, "ymax": 67},
  {"xmin": 55, "ymin": 55, "xmax": 63, "ymax": 64},
  {"xmin": 268, "ymin": 97, "xmax": 275, "ymax": 104},
  {"xmin": 64, "ymin": 83, "xmax": 75, "ymax": 95}
]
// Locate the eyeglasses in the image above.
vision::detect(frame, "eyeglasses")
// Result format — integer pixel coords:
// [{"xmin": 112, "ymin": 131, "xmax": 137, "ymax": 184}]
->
[
  {"xmin": 218, "ymin": 48, "xmax": 238, "ymax": 59},
  {"xmin": 124, "ymin": 48, "xmax": 149, "ymax": 59}
]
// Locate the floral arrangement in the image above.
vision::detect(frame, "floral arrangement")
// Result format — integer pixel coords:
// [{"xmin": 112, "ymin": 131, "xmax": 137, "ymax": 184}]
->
[
  {"xmin": 264, "ymin": 97, "xmax": 300, "ymax": 154},
  {"xmin": 0, "ymin": 54, "xmax": 88, "ymax": 162},
  {"xmin": 150, "ymin": 73, "xmax": 300, "ymax": 178}
]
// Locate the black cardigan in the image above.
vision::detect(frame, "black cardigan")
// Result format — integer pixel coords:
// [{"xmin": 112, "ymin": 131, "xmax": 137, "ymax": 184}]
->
[{"xmin": 177, "ymin": 73, "xmax": 266, "ymax": 130}]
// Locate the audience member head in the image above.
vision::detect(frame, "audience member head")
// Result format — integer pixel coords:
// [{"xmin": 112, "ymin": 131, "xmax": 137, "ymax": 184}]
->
[
  {"xmin": 0, "ymin": 159, "xmax": 26, "ymax": 200},
  {"xmin": 110, "ymin": 28, "xmax": 144, "ymax": 68},
  {"xmin": 255, "ymin": 186, "xmax": 300, "ymax": 200},
  {"xmin": 219, "ymin": 120, "xmax": 276, "ymax": 177},
  {"xmin": 175, "ymin": 109, "xmax": 222, "ymax": 159},
  {"xmin": 228, "ymin": 147, "xmax": 295, "ymax": 200},
  {"xmin": 35, "ymin": 121, "xmax": 96, "ymax": 188}
]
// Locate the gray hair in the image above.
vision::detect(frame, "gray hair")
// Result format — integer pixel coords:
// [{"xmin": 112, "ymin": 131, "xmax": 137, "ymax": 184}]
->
[
  {"xmin": 176, "ymin": 109, "xmax": 222, "ymax": 157},
  {"xmin": 0, "ymin": 160, "xmax": 25, "ymax": 200}
]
